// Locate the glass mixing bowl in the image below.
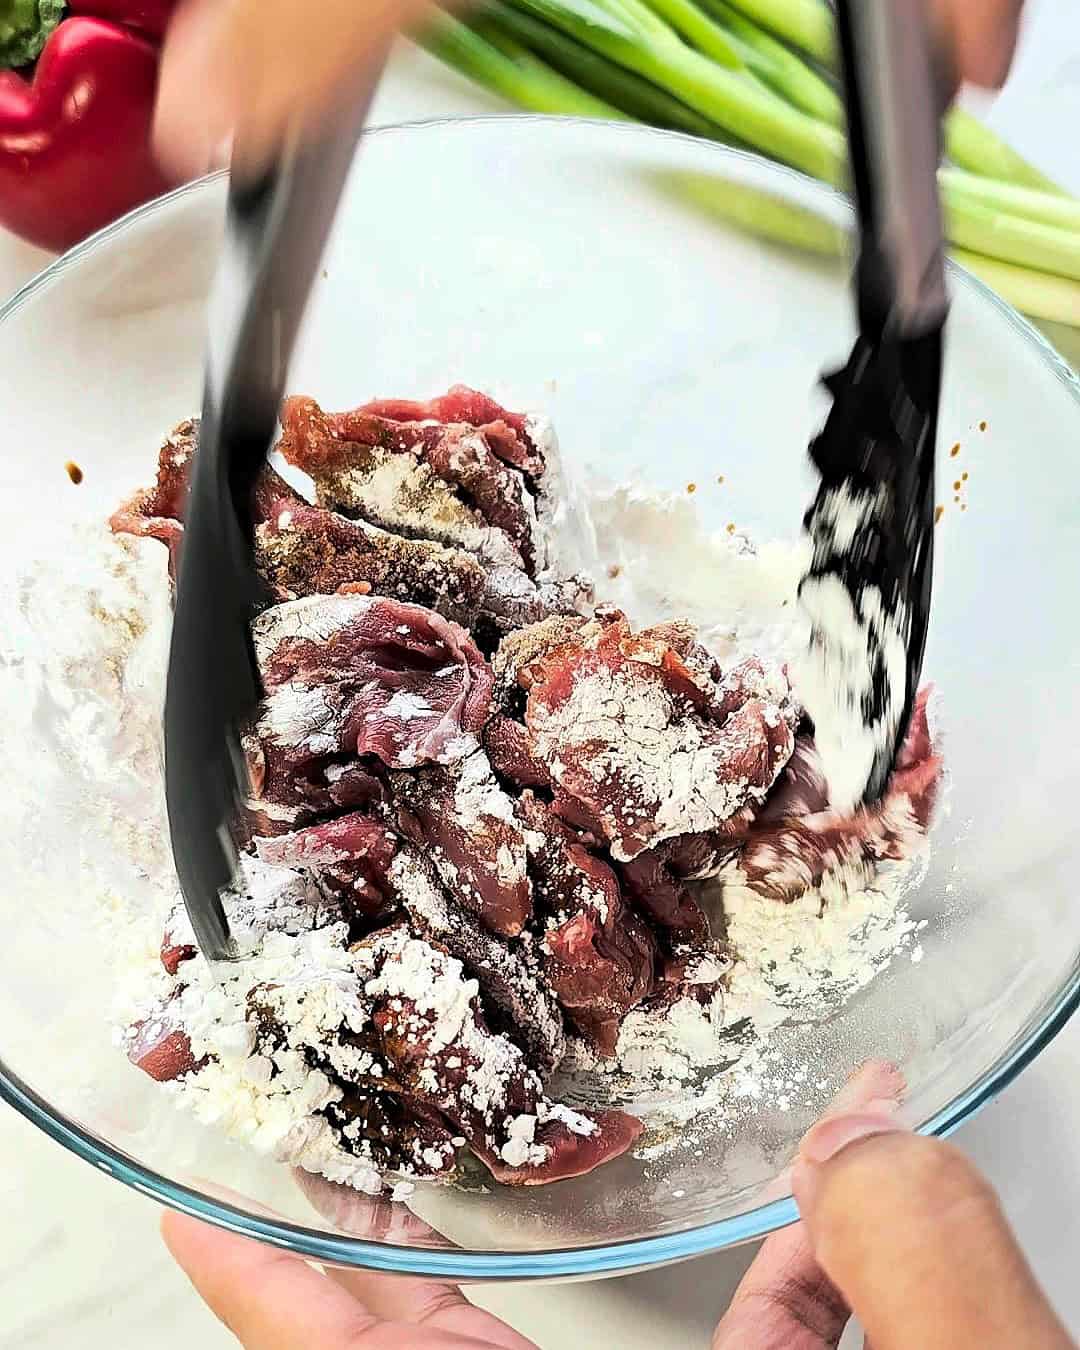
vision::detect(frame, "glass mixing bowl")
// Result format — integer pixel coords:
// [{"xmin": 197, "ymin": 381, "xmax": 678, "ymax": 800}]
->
[{"xmin": 1, "ymin": 117, "xmax": 1077, "ymax": 1280}]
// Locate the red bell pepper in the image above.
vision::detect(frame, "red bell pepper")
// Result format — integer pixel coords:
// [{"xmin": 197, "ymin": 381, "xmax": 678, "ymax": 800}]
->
[{"xmin": 0, "ymin": 0, "xmax": 179, "ymax": 253}]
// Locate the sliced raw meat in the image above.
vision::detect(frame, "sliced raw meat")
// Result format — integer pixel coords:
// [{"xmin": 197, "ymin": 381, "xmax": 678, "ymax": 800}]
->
[
  {"xmin": 520, "ymin": 793, "xmax": 656, "ymax": 1054},
  {"xmin": 491, "ymin": 612, "xmax": 589, "ymax": 712},
  {"xmin": 354, "ymin": 926, "xmax": 639, "ymax": 1184},
  {"xmin": 479, "ymin": 566, "xmax": 593, "ymax": 635},
  {"xmin": 244, "ymin": 966, "xmax": 461, "ymax": 1182},
  {"xmin": 110, "ymin": 418, "xmax": 303, "ymax": 572},
  {"xmin": 256, "ymin": 499, "xmax": 487, "ymax": 622},
  {"xmin": 252, "ymin": 593, "xmax": 492, "ymax": 773},
  {"xmin": 161, "ymin": 929, "xmax": 197, "ymax": 976},
  {"xmin": 483, "ymin": 715, "xmax": 552, "ymax": 789},
  {"xmin": 278, "ymin": 397, "xmax": 539, "ymax": 572},
  {"xmin": 618, "ymin": 844, "xmax": 710, "ymax": 940},
  {"xmin": 729, "ymin": 688, "xmax": 941, "ymax": 903},
  {"xmin": 255, "ymin": 498, "xmax": 585, "ymax": 636},
  {"xmin": 754, "ymin": 735, "xmax": 831, "ymax": 824},
  {"xmin": 244, "ymin": 727, "xmax": 391, "ymax": 831},
  {"xmin": 523, "ymin": 611, "xmax": 796, "ymax": 860},
  {"xmin": 125, "ymin": 999, "xmax": 203, "ymax": 1082},
  {"xmin": 355, "ymin": 385, "xmax": 545, "ymax": 478},
  {"xmin": 386, "ymin": 844, "xmax": 566, "ymax": 1075},
  {"xmin": 389, "ymin": 751, "xmax": 531, "ymax": 937},
  {"xmin": 474, "ymin": 1106, "xmax": 643, "ymax": 1186},
  {"xmin": 255, "ymin": 813, "xmax": 400, "ymax": 925},
  {"xmin": 322, "ymin": 1087, "xmax": 459, "ymax": 1179},
  {"xmin": 108, "ymin": 419, "xmax": 195, "ymax": 561}
]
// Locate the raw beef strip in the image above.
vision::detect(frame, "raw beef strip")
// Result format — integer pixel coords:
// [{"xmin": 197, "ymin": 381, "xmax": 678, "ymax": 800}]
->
[
  {"xmin": 617, "ymin": 843, "xmax": 711, "ymax": 941},
  {"xmin": 252, "ymin": 593, "xmax": 492, "ymax": 774},
  {"xmin": 256, "ymin": 499, "xmax": 586, "ymax": 635},
  {"xmin": 125, "ymin": 1012, "xmax": 203, "ymax": 1081},
  {"xmin": 277, "ymin": 397, "xmax": 539, "ymax": 573},
  {"xmin": 483, "ymin": 715, "xmax": 552, "ymax": 789},
  {"xmin": 491, "ymin": 613, "xmax": 589, "ymax": 712},
  {"xmin": 321, "ymin": 1087, "xmax": 459, "ymax": 1180},
  {"xmin": 522, "ymin": 611, "xmax": 797, "ymax": 860},
  {"xmin": 244, "ymin": 974, "xmax": 461, "ymax": 1182},
  {"xmin": 520, "ymin": 793, "xmax": 656, "ymax": 1055},
  {"xmin": 354, "ymin": 926, "xmax": 640, "ymax": 1185},
  {"xmin": 729, "ymin": 688, "xmax": 941, "ymax": 902},
  {"xmin": 388, "ymin": 751, "xmax": 532, "ymax": 937},
  {"xmin": 386, "ymin": 844, "xmax": 566, "ymax": 1075},
  {"xmin": 110, "ymin": 418, "xmax": 302, "ymax": 571},
  {"xmin": 355, "ymin": 385, "xmax": 545, "ymax": 478},
  {"xmin": 479, "ymin": 567, "xmax": 593, "ymax": 635},
  {"xmin": 256, "ymin": 498, "xmax": 487, "ymax": 623},
  {"xmin": 255, "ymin": 813, "xmax": 401, "ymax": 926}
]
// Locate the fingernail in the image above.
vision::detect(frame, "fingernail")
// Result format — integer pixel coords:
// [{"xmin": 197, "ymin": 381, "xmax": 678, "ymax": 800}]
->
[
  {"xmin": 801, "ymin": 1110, "xmax": 904, "ymax": 1165},
  {"xmin": 792, "ymin": 1110, "xmax": 904, "ymax": 1219}
]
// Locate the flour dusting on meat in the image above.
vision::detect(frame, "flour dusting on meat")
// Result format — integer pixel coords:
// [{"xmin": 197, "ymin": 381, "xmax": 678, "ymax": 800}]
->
[{"xmin": 61, "ymin": 386, "xmax": 943, "ymax": 1196}]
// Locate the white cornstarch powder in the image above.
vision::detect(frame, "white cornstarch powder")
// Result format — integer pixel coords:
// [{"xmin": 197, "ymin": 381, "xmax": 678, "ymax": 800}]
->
[
  {"xmin": 12, "ymin": 447, "xmax": 934, "ymax": 1196},
  {"xmin": 798, "ymin": 481, "xmax": 911, "ymax": 813}
]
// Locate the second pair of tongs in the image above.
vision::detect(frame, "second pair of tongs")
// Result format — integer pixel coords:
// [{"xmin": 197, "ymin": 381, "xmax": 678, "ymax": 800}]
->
[
  {"xmin": 163, "ymin": 87, "xmax": 380, "ymax": 963},
  {"xmin": 798, "ymin": 0, "xmax": 954, "ymax": 811}
]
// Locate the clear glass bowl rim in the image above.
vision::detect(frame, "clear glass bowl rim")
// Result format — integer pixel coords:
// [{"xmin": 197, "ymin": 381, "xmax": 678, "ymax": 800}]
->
[{"xmin": 2, "ymin": 115, "xmax": 1077, "ymax": 1279}]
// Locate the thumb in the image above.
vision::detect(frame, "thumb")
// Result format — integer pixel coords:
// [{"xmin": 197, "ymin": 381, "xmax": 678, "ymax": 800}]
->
[{"xmin": 792, "ymin": 1115, "xmax": 1075, "ymax": 1350}]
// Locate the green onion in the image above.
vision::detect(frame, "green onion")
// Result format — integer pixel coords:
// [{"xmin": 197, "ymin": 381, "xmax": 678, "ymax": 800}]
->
[
  {"xmin": 693, "ymin": 0, "xmax": 842, "ymax": 124},
  {"xmin": 653, "ymin": 169, "xmax": 1080, "ymax": 326},
  {"xmin": 504, "ymin": 0, "xmax": 849, "ymax": 183},
  {"xmin": 719, "ymin": 0, "xmax": 834, "ymax": 65},
  {"xmin": 951, "ymin": 249, "xmax": 1080, "ymax": 328},
  {"xmin": 941, "ymin": 169, "xmax": 1080, "ymax": 235},
  {"xmin": 721, "ymin": 0, "xmax": 1062, "ymax": 191},
  {"xmin": 628, "ymin": 0, "xmax": 744, "ymax": 68},
  {"xmin": 474, "ymin": 1, "xmax": 729, "ymax": 138},
  {"xmin": 652, "ymin": 168, "xmax": 849, "ymax": 255},
  {"xmin": 416, "ymin": 8, "xmax": 624, "ymax": 118},
  {"xmin": 944, "ymin": 193, "xmax": 1080, "ymax": 282},
  {"xmin": 945, "ymin": 109, "xmax": 1063, "ymax": 193}
]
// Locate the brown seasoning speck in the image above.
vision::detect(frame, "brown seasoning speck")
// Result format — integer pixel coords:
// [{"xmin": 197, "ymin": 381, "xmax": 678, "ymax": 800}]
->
[
  {"xmin": 934, "ymin": 505, "xmax": 945, "ymax": 525},
  {"xmin": 65, "ymin": 461, "xmax": 83, "ymax": 485},
  {"xmin": 607, "ymin": 564, "xmax": 622, "ymax": 579},
  {"xmin": 978, "ymin": 421, "xmax": 987, "ymax": 432},
  {"xmin": 950, "ymin": 443, "xmax": 960, "ymax": 457},
  {"xmin": 686, "ymin": 482, "xmax": 696, "ymax": 494}
]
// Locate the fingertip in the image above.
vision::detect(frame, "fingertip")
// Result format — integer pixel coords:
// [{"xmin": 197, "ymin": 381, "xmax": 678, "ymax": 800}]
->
[
  {"xmin": 153, "ymin": 0, "xmax": 234, "ymax": 181},
  {"xmin": 800, "ymin": 1110, "xmax": 905, "ymax": 1166}
]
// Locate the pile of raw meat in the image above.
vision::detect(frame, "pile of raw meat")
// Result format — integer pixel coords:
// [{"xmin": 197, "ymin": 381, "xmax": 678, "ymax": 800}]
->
[{"xmin": 113, "ymin": 387, "xmax": 939, "ymax": 1192}]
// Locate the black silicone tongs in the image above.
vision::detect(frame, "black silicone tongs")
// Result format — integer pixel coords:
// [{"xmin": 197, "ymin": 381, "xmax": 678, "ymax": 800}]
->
[
  {"xmin": 163, "ymin": 96, "xmax": 379, "ymax": 962},
  {"xmin": 798, "ymin": 0, "xmax": 953, "ymax": 811}
]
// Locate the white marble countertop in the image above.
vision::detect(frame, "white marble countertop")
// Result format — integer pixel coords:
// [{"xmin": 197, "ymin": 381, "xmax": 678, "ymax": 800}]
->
[{"xmin": 2, "ymin": 5, "xmax": 1078, "ymax": 1345}]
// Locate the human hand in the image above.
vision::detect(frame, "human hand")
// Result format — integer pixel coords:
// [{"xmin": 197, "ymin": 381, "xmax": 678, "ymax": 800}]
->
[
  {"xmin": 712, "ymin": 1103, "xmax": 1075, "ymax": 1350},
  {"xmin": 937, "ymin": 0, "xmax": 1024, "ymax": 89},
  {"xmin": 162, "ymin": 1205, "xmax": 540, "ymax": 1349},
  {"xmin": 164, "ymin": 1070, "xmax": 1073, "ymax": 1350}
]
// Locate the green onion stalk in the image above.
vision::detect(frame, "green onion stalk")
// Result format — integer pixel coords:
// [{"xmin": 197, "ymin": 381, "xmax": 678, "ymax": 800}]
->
[{"xmin": 718, "ymin": 0, "xmax": 1062, "ymax": 190}]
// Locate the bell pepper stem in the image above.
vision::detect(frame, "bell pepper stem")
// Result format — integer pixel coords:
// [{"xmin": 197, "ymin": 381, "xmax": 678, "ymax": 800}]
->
[{"xmin": 0, "ymin": 0, "xmax": 65, "ymax": 69}]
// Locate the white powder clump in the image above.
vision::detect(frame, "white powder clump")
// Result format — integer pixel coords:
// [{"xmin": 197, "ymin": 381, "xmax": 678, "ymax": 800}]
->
[{"xmin": 797, "ymin": 575, "xmax": 909, "ymax": 813}]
